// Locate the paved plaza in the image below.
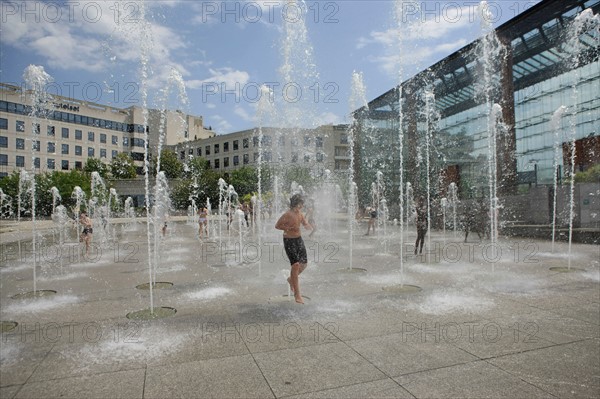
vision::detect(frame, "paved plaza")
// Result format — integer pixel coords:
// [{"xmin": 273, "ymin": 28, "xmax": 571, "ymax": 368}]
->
[{"xmin": 1, "ymin": 219, "xmax": 599, "ymax": 398}]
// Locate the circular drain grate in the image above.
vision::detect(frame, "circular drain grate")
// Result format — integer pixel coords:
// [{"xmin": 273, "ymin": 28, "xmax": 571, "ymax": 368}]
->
[
  {"xmin": 1, "ymin": 321, "xmax": 18, "ymax": 332},
  {"xmin": 135, "ymin": 282, "xmax": 173, "ymax": 290},
  {"xmin": 126, "ymin": 307, "xmax": 177, "ymax": 320},
  {"xmin": 549, "ymin": 266, "xmax": 584, "ymax": 273},
  {"xmin": 381, "ymin": 284, "xmax": 422, "ymax": 293},
  {"xmin": 337, "ymin": 267, "xmax": 368, "ymax": 273},
  {"xmin": 11, "ymin": 290, "xmax": 57, "ymax": 300}
]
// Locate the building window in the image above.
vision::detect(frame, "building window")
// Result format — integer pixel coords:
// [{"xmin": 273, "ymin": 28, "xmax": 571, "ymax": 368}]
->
[
  {"xmin": 233, "ymin": 140, "xmax": 239, "ymax": 151},
  {"xmin": 262, "ymin": 135, "xmax": 272, "ymax": 146},
  {"xmin": 224, "ymin": 157, "xmax": 229, "ymax": 167},
  {"xmin": 88, "ymin": 147, "xmax": 95, "ymax": 157},
  {"xmin": 112, "ymin": 135, "xmax": 118, "ymax": 145},
  {"xmin": 75, "ymin": 145, "xmax": 82, "ymax": 156},
  {"xmin": 61, "ymin": 160, "xmax": 69, "ymax": 170},
  {"xmin": 291, "ymin": 138, "xmax": 298, "ymax": 146},
  {"xmin": 253, "ymin": 136, "xmax": 259, "ymax": 147},
  {"xmin": 16, "ymin": 120, "xmax": 25, "ymax": 132},
  {"xmin": 88, "ymin": 131, "xmax": 94, "ymax": 141},
  {"xmin": 316, "ymin": 152, "xmax": 324, "ymax": 162},
  {"xmin": 100, "ymin": 149, "xmax": 107, "ymax": 158},
  {"xmin": 34, "ymin": 158, "xmax": 40, "ymax": 168},
  {"xmin": 254, "ymin": 152, "xmax": 259, "ymax": 162},
  {"xmin": 233, "ymin": 155, "xmax": 239, "ymax": 166},
  {"xmin": 197, "ymin": 147, "xmax": 202, "ymax": 156},
  {"xmin": 61, "ymin": 144, "xmax": 69, "ymax": 155},
  {"xmin": 47, "ymin": 142, "xmax": 55, "ymax": 153},
  {"xmin": 214, "ymin": 158, "xmax": 220, "ymax": 168},
  {"xmin": 100, "ymin": 133, "xmax": 107, "ymax": 143},
  {"xmin": 304, "ymin": 136, "xmax": 311, "ymax": 147},
  {"xmin": 112, "ymin": 150, "xmax": 118, "ymax": 158},
  {"xmin": 75, "ymin": 161, "xmax": 82, "ymax": 170},
  {"xmin": 33, "ymin": 123, "xmax": 40, "ymax": 134},
  {"xmin": 278, "ymin": 136, "xmax": 285, "ymax": 146},
  {"xmin": 47, "ymin": 126, "xmax": 55, "ymax": 136},
  {"xmin": 205, "ymin": 145, "xmax": 210, "ymax": 155},
  {"xmin": 0, "ymin": 118, "xmax": 7, "ymax": 129},
  {"xmin": 214, "ymin": 144, "xmax": 219, "ymax": 154},
  {"xmin": 180, "ymin": 151, "xmax": 185, "ymax": 160},
  {"xmin": 47, "ymin": 158, "xmax": 55, "ymax": 169},
  {"xmin": 224, "ymin": 142, "xmax": 229, "ymax": 152},
  {"xmin": 264, "ymin": 151, "xmax": 272, "ymax": 162},
  {"xmin": 0, "ymin": 136, "xmax": 7, "ymax": 148},
  {"xmin": 243, "ymin": 154, "xmax": 249, "ymax": 164},
  {"xmin": 16, "ymin": 156, "xmax": 25, "ymax": 167},
  {"xmin": 16, "ymin": 138, "xmax": 25, "ymax": 150},
  {"xmin": 291, "ymin": 152, "xmax": 298, "ymax": 163},
  {"xmin": 340, "ymin": 133, "xmax": 348, "ymax": 144},
  {"xmin": 189, "ymin": 148, "xmax": 194, "ymax": 155},
  {"xmin": 304, "ymin": 154, "xmax": 310, "ymax": 163},
  {"xmin": 75, "ymin": 129, "xmax": 82, "ymax": 140},
  {"xmin": 316, "ymin": 137, "xmax": 323, "ymax": 148},
  {"xmin": 62, "ymin": 127, "xmax": 69, "ymax": 139},
  {"xmin": 33, "ymin": 140, "xmax": 40, "ymax": 151},
  {"xmin": 0, "ymin": 154, "xmax": 7, "ymax": 165},
  {"xmin": 123, "ymin": 137, "xmax": 129, "ymax": 146},
  {"xmin": 243, "ymin": 138, "xmax": 249, "ymax": 148}
]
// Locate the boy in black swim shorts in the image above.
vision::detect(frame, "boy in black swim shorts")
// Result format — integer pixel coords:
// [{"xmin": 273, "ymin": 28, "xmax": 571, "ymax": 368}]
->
[{"xmin": 275, "ymin": 194, "xmax": 313, "ymax": 304}]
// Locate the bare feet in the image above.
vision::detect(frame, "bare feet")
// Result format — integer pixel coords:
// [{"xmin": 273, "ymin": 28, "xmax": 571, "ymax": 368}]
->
[{"xmin": 295, "ymin": 294, "xmax": 304, "ymax": 304}]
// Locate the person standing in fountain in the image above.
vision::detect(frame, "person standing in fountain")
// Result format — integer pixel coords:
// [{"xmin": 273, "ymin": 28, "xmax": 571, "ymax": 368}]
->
[
  {"xmin": 198, "ymin": 207, "xmax": 208, "ymax": 239},
  {"xmin": 414, "ymin": 196, "xmax": 428, "ymax": 255},
  {"xmin": 365, "ymin": 207, "xmax": 377, "ymax": 235},
  {"xmin": 79, "ymin": 211, "xmax": 93, "ymax": 256},
  {"xmin": 275, "ymin": 194, "xmax": 313, "ymax": 304}
]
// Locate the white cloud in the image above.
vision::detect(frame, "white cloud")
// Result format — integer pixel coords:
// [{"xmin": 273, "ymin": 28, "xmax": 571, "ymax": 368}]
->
[
  {"xmin": 186, "ymin": 67, "xmax": 251, "ymax": 90},
  {"xmin": 211, "ymin": 115, "xmax": 233, "ymax": 132},
  {"xmin": 234, "ymin": 106, "xmax": 253, "ymax": 121}
]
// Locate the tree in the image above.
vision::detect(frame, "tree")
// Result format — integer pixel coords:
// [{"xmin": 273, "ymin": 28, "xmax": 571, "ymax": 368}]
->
[
  {"xmin": 229, "ymin": 167, "xmax": 258, "ymax": 198},
  {"xmin": 110, "ymin": 153, "xmax": 137, "ymax": 179},
  {"xmin": 152, "ymin": 149, "xmax": 183, "ymax": 179},
  {"xmin": 84, "ymin": 158, "xmax": 109, "ymax": 179}
]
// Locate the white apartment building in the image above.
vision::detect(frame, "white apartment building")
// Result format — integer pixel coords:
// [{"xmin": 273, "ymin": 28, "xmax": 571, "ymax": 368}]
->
[
  {"xmin": 0, "ymin": 83, "xmax": 214, "ymax": 177},
  {"xmin": 171, "ymin": 124, "xmax": 351, "ymax": 177}
]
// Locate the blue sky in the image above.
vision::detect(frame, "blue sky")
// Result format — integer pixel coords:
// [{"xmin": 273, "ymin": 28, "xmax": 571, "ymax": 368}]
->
[{"xmin": 1, "ymin": 0, "xmax": 542, "ymax": 134}]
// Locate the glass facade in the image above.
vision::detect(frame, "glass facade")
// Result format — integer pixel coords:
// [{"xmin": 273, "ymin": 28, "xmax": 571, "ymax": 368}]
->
[{"xmin": 356, "ymin": 0, "xmax": 599, "ymax": 206}]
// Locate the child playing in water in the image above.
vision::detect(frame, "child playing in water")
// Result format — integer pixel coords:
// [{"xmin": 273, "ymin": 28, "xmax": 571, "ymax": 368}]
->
[{"xmin": 275, "ymin": 194, "xmax": 313, "ymax": 304}]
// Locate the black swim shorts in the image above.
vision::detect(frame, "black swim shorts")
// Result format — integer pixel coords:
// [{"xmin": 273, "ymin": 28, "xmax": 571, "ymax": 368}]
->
[{"xmin": 283, "ymin": 237, "xmax": 308, "ymax": 266}]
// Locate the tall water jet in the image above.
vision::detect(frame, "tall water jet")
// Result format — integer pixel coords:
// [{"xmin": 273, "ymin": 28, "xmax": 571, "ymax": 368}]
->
[
  {"xmin": 489, "ymin": 103, "xmax": 504, "ymax": 267},
  {"xmin": 22, "ymin": 64, "xmax": 52, "ymax": 296},
  {"xmin": 344, "ymin": 75, "xmax": 362, "ymax": 266},
  {"xmin": 448, "ymin": 182, "xmax": 458, "ymax": 238},
  {"xmin": 71, "ymin": 186, "xmax": 86, "ymax": 263},
  {"xmin": 256, "ymin": 85, "xmax": 275, "ymax": 275},
  {"xmin": 0, "ymin": 189, "xmax": 13, "ymax": 220},
  {"xmin": 476, "ymin": 1, "xmax": 504, "ymax": 260},
  {"xmin": 393, "ymin": 0, "xmax": 408, "ymax": 282},
  {"xmin": 423, "ymin": 90, "xmax": 435, "ymax": 264},
  {"xmin": 50, "ymin": 187, "xmax": 61, "ymax": 216},
  {"xmin": 551, "ymin": 106, "xmax": 568, "ymax": 252}
]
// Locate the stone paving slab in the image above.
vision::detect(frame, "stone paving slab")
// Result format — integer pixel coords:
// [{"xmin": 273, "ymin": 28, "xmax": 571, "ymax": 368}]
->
[
  {"xmin": 395, "ymin": 360, "xmax": 554, "ymax": 398},
  {"xmin": 285, "ymin": 378, "xmax": 414, "ymax": 398},
  {"xmin": 253, "ymin": 341, "xmax": 387, "ymax": 397},
  {"xmin": 487, "ymin": 339, "xmax": 600, "ymax": 398},
  {"xmin": 1, "ymin": 222, "xmax": 599, "ymax": 398},
  {"xmin": 14, "ymin": 368, "xmax": 145, "ymax": 399},
  {"xmin": 144, "ymin": 354, "xmax": 274, "ymax": 398}
]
